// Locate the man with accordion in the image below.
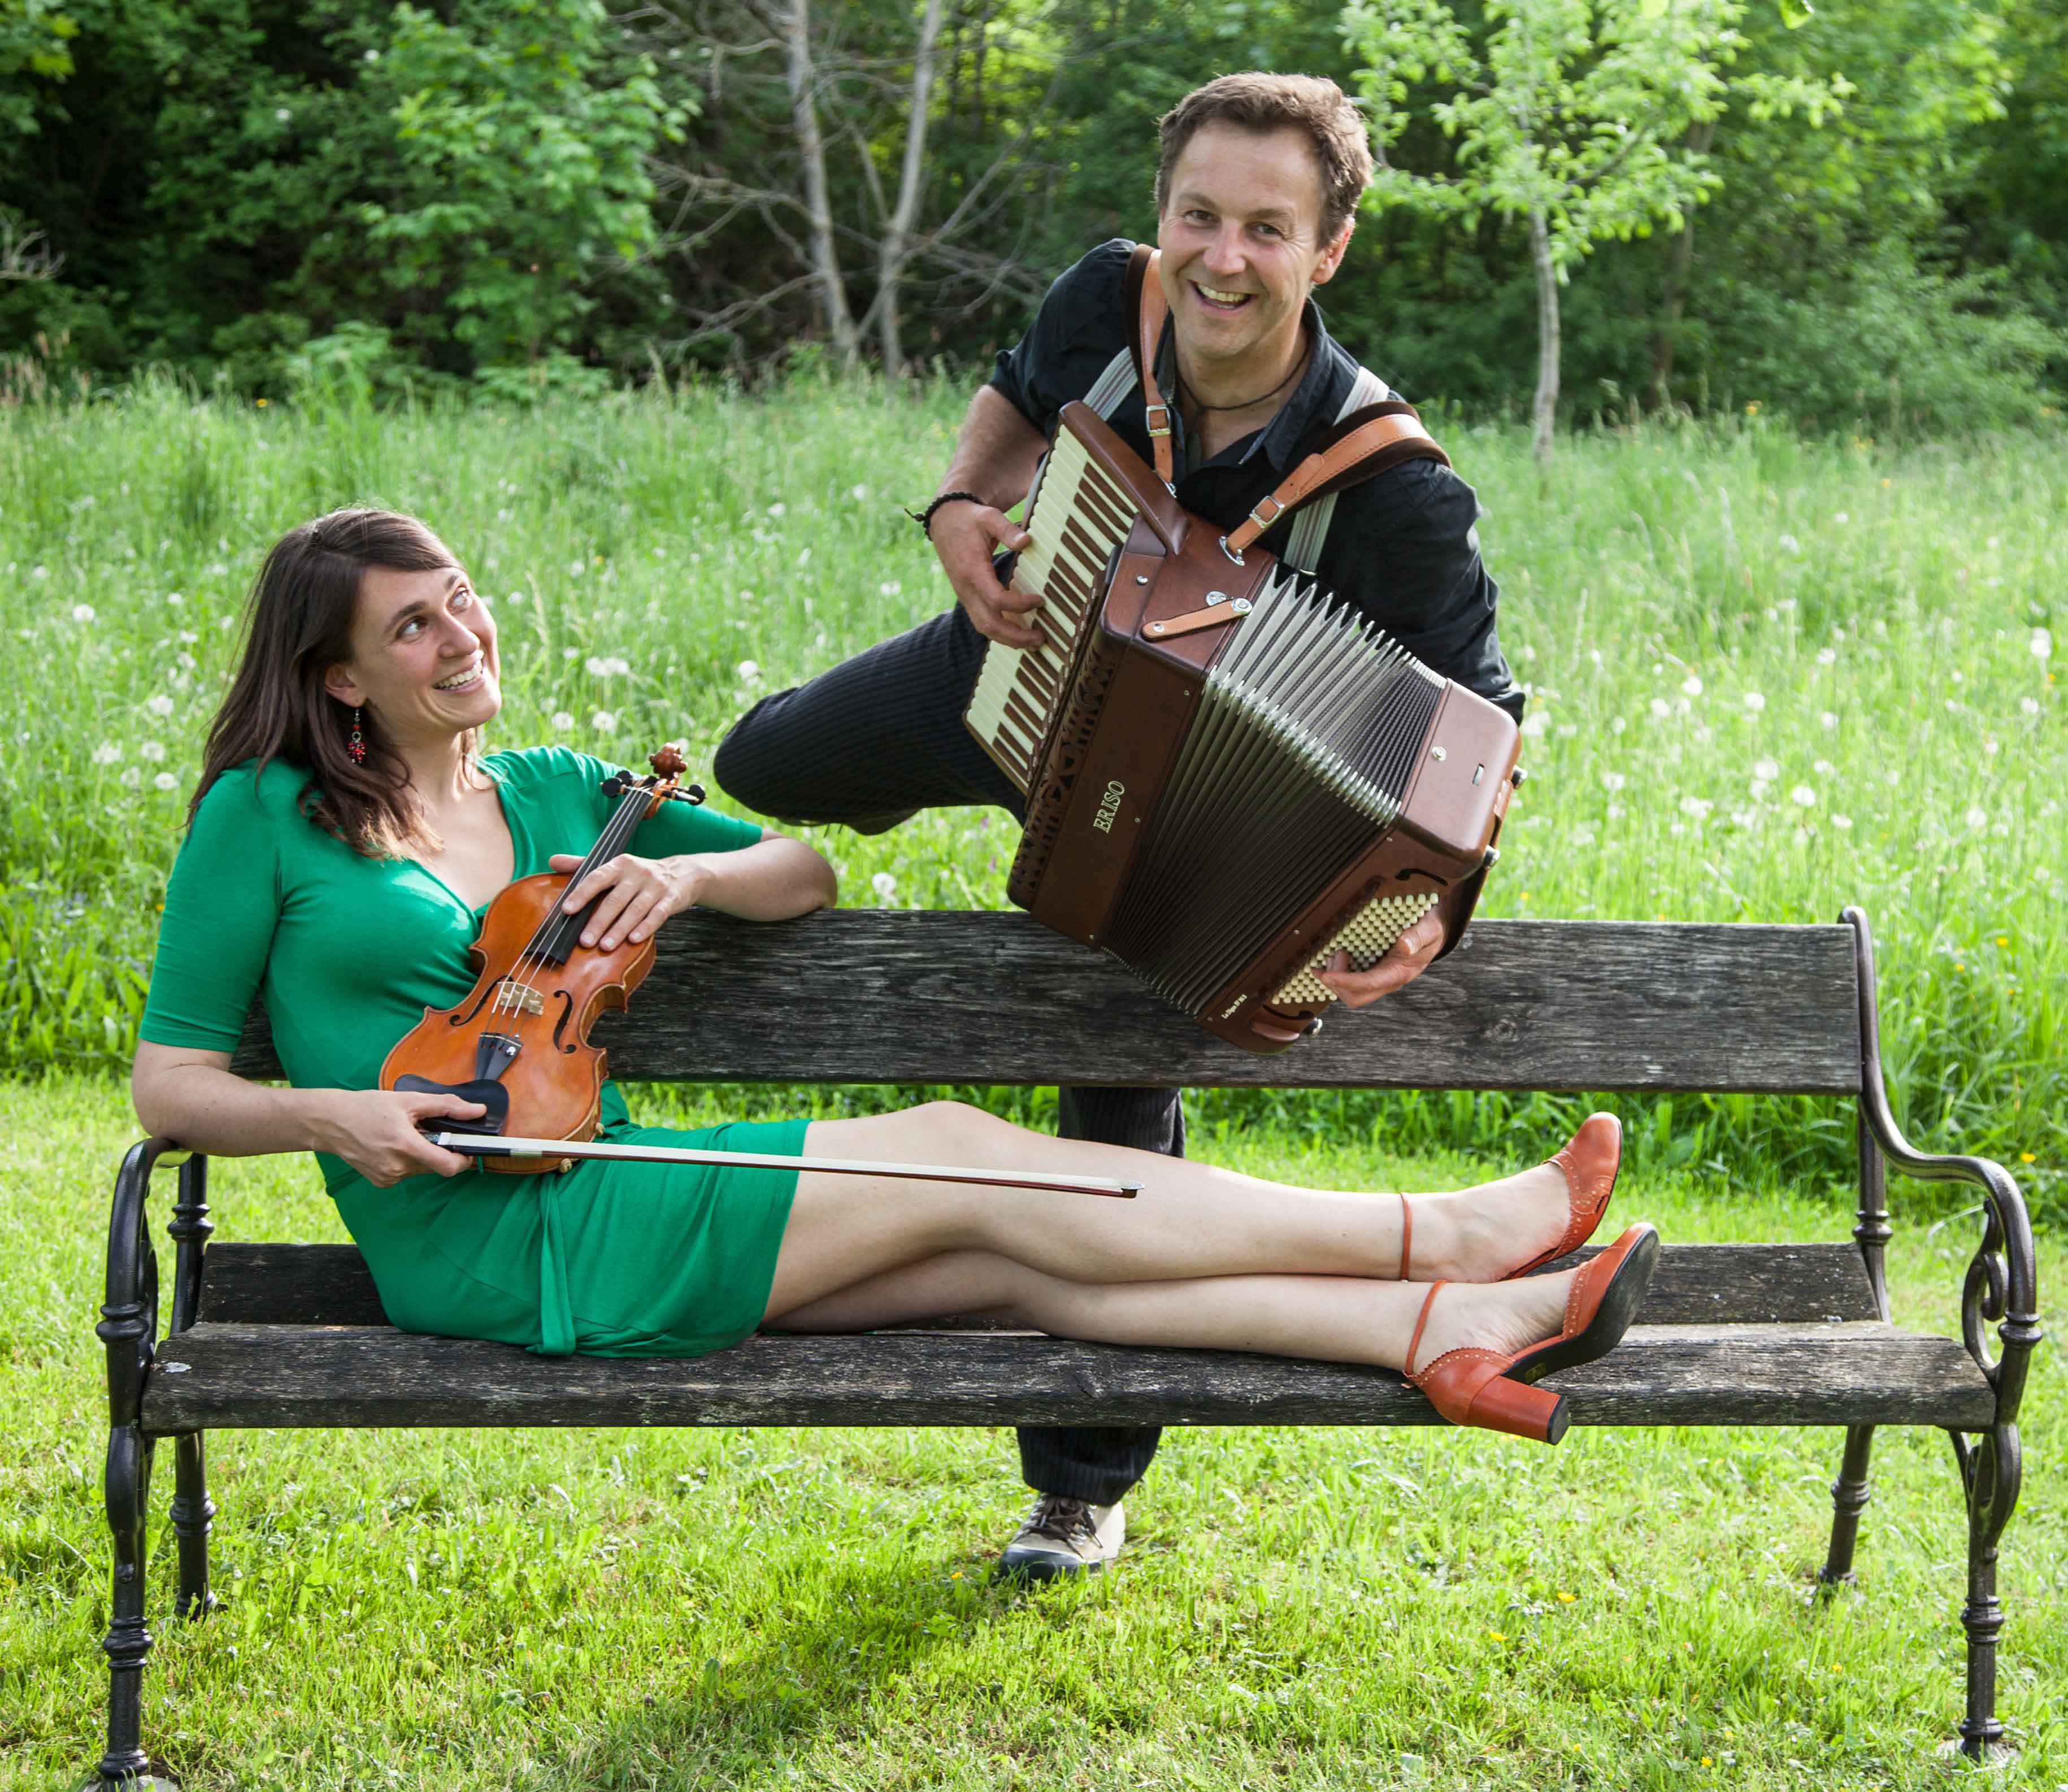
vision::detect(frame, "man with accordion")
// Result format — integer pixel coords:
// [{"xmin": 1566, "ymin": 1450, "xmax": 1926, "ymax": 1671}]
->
[{"xmin": 716, "ymin": 71, "xmax": 1524, "ymax": 1583}]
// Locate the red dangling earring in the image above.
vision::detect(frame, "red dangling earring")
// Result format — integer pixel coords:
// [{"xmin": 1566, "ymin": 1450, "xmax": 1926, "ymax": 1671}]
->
[{"xmin": 347, "ymin": 706, "xmax": 366, "ymax": 765}]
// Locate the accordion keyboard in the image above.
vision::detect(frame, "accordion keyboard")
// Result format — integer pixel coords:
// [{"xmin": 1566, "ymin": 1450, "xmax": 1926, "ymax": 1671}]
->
[{"xmin": 965, "ymin": 427, "xmax": 1142, "ymax": 793}]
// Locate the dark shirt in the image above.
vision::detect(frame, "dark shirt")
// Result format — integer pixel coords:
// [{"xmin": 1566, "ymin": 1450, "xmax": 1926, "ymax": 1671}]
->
[{"xmin": 989, "ymin": 238, "xmax": 1522, "ymax": 720}]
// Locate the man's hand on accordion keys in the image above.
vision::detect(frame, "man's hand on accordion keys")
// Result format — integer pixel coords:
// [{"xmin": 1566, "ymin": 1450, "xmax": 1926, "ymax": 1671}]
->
[
  {"xmin": 931, "ymin": 501, "xmax": 1044, "ymax": 649},
  {"xmin": 1313, "ymin": 910, "xmax": 1445, "ymax": 1010}
]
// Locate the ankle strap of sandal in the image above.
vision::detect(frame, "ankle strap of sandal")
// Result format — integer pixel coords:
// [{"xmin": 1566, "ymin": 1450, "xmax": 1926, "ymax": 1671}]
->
[
  {"xmin": 1397, "ymin": 1192, "xmax": 1413, "ymax": 1283},
  {"xmin": 1404, "ymin": 1280, "xmax": 1446, "ymax": 1380}
]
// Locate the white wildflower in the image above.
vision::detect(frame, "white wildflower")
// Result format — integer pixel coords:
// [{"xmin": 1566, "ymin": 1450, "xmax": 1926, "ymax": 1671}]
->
[
  {"xmin": 549, "ymin": 711, "xmax": 574, "ymax": 731},
  {"xmin": 850, "ymin": 485, "xmax": 870, "ymax": 502},
  {"xmin": 1601, "ymin": 771, "xmax": 1627, "ymax": 792},
  {"xmin": 1816, "ymin": 647, "xmax": 1836, "ymax": 666},
  {"xmin": 275, "ymin": 107, "xmax": 291, "ymax": 122},
  {"xmin": 140, "ymin": 740, "xmax": 166, "ymax": 762},
  {"xmin": 1742, "ymin": 691, "xmax": 1765, "ymax": 712},
  {"xmin": 1820, "ymin": 711, "xmax": 1839, "ymax": 730},
  {"xmin": 879, "ymin": 581, "xmax": 902, "ymax": 597},
  {"xmin": 1680, "ymin": 675, "xmax": 1703, "ymax": 697},
  {"xmin": 591, "ymin": 710, "xmax": 617, "ymax": 734},
  {"xmin": 2021, "ymin": 697, "xmax": 2041, "ymax": 716},
  {"xmin": 871, "ymin": 871, "xmax": 898, "ymax": 902},
  {"xmin": 736, "ymin": 660, "xmax": 761, "ymax": 682},
  {"xmin": 145, "ymin": 694, "xmax": 175, "ymax": 717},
  {"xmin": 1753, "ymin": 757, "xmax": 1781, "ymax": 781},
  {"xmin": 1778, "ymin": 533, "xmax": 1800, "ymax": 554},
  {"xmin": 584, "ymin": 655, "xmax": 631, "ymax": 678},
  {"xmin": 166, "ymin": 591, "xmax": 183, "ymax": 606},
  {"xmin": 2032, "ymin": 628, "xmax": 2053, "ymax": 660},
  {"xmin": 1813, "ymin": 759, "xmax": 1835, "ymax": 776},
  {"xmin": 91, "ymin": 742, "xmax": 122, "ymax": 765},
  {"xmin": 1750, "ymin": 780, "xmax": 1771, "ymax": 801},
  {"xmin": 120, "ymin": 766, "xmax": 142, "ymax": 788},
  {"xmin": 72, "ymin": 603, "xmax": 94, "ymax": 623},
  {"xmin": 1610, "ymin": 715, "xmax": 1626, "ymax": 734},
  {"xmin": 154, "ymin": 771, "xmax": 177, "ymax": 791},
  {"xmin": 1588, "ymin": 649, "xmax": 1602, "ymax": 667},
  {"xmin": 767, "ymin": 502, "xmax": 786, "ymax": 517},
  {"xmin": 1679, "ymin": 796, "xmax": 1713, "ymax": 819},
  {"xmin": 1649, "ymin": 698, "xmax": 1670, "ymax": 720},
  {"xmin": 1792, "ymin": 785, "xmax": 1818, "ymax": 808},
  {"xmin": 1833, "ymin": 814, "xmax": 1853, "ymax": 830},
  {"xmin": 1965, "ymin": 804, "xmax": 1988, "ymax": 830},
  {"xmin": 1834, "ymin": 511, "xmax": 1849, "ymax": 524},
  {"xmin": 1520, "ymin": 712, "xmax": 1550, "ymax": 738}
]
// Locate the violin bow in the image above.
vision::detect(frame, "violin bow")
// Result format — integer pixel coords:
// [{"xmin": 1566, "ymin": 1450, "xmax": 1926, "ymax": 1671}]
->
[{"xmin": 423, "ymin": 1132, "xmax": 1141, "ymax": 1198}]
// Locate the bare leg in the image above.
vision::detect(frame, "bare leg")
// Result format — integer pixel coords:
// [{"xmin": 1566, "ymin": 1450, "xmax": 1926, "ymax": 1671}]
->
[
  {"xmin": 767, "ymin": 1246, "xmax": 1576, "ymax": 1373},
  {"xmin": 765, "ymin": 1101, "xmax": 1584, "ymax": 1320}
]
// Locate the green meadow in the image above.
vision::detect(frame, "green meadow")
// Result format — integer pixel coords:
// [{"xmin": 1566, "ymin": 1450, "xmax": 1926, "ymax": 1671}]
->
[
  {"xmin": 0, "ymin": 382, "xmax": 2061, "ymax": 1784},
  {"xmin": 0, "ymin": 378, "xmax": 2058, "ymax": 1184}
]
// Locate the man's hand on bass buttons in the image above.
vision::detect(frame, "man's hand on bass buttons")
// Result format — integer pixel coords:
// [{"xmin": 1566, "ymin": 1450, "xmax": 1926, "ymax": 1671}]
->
[{"xmin": 1314, "ymin": 911, "xmax": 1444, "ymax": 1008}]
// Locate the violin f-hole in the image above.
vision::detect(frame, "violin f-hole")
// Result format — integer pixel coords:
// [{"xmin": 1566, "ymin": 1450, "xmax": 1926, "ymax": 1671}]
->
[{"xmin": 551, "ymin": 991, "xmax": 579, "ymax": 1054}]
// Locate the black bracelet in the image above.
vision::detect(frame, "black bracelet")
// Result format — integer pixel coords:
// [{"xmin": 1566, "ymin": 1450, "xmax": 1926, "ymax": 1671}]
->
[{"xmin": 906, "ymin": 490, "xmax": 985, "ymax": 538}]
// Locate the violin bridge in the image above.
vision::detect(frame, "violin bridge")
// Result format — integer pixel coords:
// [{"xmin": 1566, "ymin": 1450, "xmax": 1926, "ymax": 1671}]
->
[{"xmin": 495, "ymin": 980, "xmax": 545, "ymax": 1017}]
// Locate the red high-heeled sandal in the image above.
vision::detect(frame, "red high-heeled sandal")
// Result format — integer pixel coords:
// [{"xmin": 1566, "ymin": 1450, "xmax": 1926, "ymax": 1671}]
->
[
  {"xmin": 1394, "ymin": 1112, "xmax": 1622, "ymax": 1283},
  {"xmin": 1402, "ymin": 1223, "xmax": 1659, "ymax": 1445}
]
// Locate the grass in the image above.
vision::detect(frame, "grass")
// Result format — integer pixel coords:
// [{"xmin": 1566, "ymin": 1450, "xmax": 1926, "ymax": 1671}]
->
[
  {"xmin": 0, "ymin": 377, "xmax": 2058, "ymax": 1203},
  {"xmin": 2, "ymin": 1073, "xmax": 2063, "ymax": 1790}
]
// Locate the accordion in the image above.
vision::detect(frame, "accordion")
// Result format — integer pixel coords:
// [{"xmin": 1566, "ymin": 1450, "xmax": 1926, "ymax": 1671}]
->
[{"xmin": 965, "ymin": 401, "xmax": 1522, "ymax": 1053}]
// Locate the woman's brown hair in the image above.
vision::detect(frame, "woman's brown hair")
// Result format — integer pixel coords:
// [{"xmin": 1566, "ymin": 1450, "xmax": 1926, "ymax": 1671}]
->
[{"xmin": 190, "ymin": 507, "xmax": 481, "ymax": 858}]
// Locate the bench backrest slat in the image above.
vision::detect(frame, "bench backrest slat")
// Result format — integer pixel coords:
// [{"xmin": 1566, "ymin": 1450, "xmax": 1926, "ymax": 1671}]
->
[
  {"xmin": 229, "ymin": 913, "xmax": 1861, "ymax": 1094},
  {"xmin": 197, "ymin": 1239, "xmax": 1883, "ymax": 1329}
]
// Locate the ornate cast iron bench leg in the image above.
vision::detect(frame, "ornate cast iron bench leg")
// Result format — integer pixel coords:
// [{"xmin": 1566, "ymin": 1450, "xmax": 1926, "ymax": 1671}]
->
[
  {"xmin": 94, "ymin": 1140, "xmax": 200, "ymax": 1791},
  {"xmin": 1818, "ymin": 1423, "xmax": 1875, "ymax": 1589}
]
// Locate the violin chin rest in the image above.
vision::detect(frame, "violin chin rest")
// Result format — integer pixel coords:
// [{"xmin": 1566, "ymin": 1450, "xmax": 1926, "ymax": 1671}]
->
[{"xmin": 396, "ymin": 1075, "xmax": 511, "ymax": 1137}]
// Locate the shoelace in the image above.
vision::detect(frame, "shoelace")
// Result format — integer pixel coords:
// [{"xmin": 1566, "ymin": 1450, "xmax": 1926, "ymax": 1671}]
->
[{"xmin": 1020, "ymin": 1495, "xmax": 1097, "ymax": 1545}]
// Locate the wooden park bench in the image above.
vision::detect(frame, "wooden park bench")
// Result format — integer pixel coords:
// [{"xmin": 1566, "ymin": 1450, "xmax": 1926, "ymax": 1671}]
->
[{"xmin": 93, "ymin": 905, "xmax": 2038, "ymax": 1784}]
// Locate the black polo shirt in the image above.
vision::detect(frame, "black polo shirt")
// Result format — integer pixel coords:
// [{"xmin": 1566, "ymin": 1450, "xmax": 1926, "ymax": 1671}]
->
[{"xmin": 989, "ymin": 238, "xmax": 1522, "ymax": 721}]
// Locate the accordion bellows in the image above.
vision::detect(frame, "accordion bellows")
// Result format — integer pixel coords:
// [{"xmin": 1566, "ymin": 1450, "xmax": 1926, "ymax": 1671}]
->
[{"xmin": 967, "ymin": 403, "xmax": 1520, "ymax": 1053}]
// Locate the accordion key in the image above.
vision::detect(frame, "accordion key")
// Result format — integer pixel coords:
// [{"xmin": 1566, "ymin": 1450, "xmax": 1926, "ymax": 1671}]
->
[{"xmin": 966, "ymin": 401, "xmax": 1521, "ymax": 1054}]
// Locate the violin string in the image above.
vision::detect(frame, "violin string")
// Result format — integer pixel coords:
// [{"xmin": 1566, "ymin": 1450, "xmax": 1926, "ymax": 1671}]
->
[{"xmin": 495, "ymin": 778, "xmax": 656, "ymax": 1025}]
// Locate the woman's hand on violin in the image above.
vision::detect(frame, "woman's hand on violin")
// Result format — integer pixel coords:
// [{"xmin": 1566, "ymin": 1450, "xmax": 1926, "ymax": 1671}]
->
[
  {"xmin": 551, "ymin": 851, "xmax": 709, "ymax": 951},
  {"xmin": 306, "ymin": 1089, "xmax": 488, "ymax": 1186}
]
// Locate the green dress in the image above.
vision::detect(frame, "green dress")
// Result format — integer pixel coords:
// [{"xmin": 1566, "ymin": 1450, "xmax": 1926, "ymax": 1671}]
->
[{"xmin": 139, "ymin": 745, "xmax": 810, "ymax": 1358}]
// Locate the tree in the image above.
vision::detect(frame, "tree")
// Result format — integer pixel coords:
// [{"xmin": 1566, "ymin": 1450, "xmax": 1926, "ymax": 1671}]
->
[{"xmin": 1348, "ymin": 0, "xmax": 1844, "ymax": 462}]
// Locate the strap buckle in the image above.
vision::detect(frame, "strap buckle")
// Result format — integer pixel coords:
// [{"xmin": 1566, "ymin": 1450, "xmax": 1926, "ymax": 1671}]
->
[
  {"xmin": 1247, "ymin": 494, "xmax": 1284, "ymax": 533},
  {"xmin": 1144, "ymin": 403, "xmax": 1174, "ymax": 439}
]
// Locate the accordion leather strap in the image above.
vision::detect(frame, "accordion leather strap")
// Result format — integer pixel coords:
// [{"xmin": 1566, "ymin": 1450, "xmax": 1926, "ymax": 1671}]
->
[
  {"xmin": 1130, "ymin": 246, "xmax": 1177, "ymax": 488},
  {"xmin": 1224, "ymin": 408, "xmax": 1449, "ymax": 558}
]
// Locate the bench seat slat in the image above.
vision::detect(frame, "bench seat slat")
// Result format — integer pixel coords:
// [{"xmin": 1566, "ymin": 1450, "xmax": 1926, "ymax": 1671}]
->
[
  {"xmin": 228, "ymin": 914, "xmax": 1863, "ymax": 1094},
  {"xmin": 196, "ymin": 1239, "xmax": 1884, "ymax": 1330},
  {"xmin": 145, "ymin": 1320, "xmax": 1989, "ymax": 1433}
]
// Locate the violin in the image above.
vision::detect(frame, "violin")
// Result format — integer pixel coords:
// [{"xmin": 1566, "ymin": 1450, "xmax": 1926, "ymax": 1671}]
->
[
  {"xmin": 379, "ymin": 742, "xmax": 703, "ymax": 1175},
  {"xmin": 379, "ymin": 742, "xmax": 1138, "ymax": 1198}
]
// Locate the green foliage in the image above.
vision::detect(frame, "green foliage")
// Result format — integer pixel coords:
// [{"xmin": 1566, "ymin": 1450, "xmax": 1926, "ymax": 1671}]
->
[{"xmin": 0, "ymin": 0, "xmax": 679, "ymax": 387}]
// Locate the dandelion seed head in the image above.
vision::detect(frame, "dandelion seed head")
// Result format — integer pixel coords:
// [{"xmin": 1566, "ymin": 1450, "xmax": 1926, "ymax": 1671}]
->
[
  {"xmin": 736, "ymin": 660, "xmax": 761, "ymax": 682},
  {"xmin": 871, "ymin": 871, "xmax": 898, "ymax": 902},
  {"xmin": 1601, "ymin": 771, "xmax": 1626, "ymax": 792},
  {"xmin": 1753, "ymin": 758, "xmax": 1780, "ymax": 781},
  {"xmin": 72, "ymin": 603, "xmax": 94, "ymax": 623},
  {"xmin": 2021, "ymin": 697, "xmax": 2040, "ymax": 716},
  {"xmin": 153, "ymin": 771, "xmax": 177, "ymax": 790},
  {"xmin": 1792, "ymin": 785, "xmax": 1817, "ymax": 808},
  {"xmin": 1816, "ymin": 647, "xmax": 1836, "ymax": 666},
  {"xmin": 1680, "ymin": 675, "xmax": 1703, "ymax": 697},
  {"xmin": 1742, "ymin": 691, "xmax": 1765, "ymax": 712},
  {"xmin": 1833, "ymin": 814, "xmax": 1853, "ymax": 830},
  {"xmin": 591, "ymin": 710, "xmax": 617, "ymax": 734},
  {"xmin": 549, "ymin": 711, "xmax": 574, "ymax": 731},
  {"xmin": 91, "ymin": 742, "xmax": 121, "ymax": 765},
  {"xmin": 1965, "ymin": 804, "xmax": 1988, "ymax": 829},
  {"xmin": 2031, "ymin": 628, "xmax": 2053, "ymax": 660},
  {"xmin": 145, "ymin": 694, "xmax": 175, "ymax": 717},
  {"xmin": 140, "ymin": 740, "xmax": 166, "ymax": 762}
]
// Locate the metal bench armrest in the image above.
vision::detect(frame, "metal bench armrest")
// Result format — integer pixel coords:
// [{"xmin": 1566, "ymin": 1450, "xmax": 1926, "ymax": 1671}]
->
[
  {"xmin": 1845, "ymin": 908, "xmax": 2038, "ymax": 1426},
  {"xmin": 101, "ymin": 1141, "xmax": 210, "ymax": 1430}
]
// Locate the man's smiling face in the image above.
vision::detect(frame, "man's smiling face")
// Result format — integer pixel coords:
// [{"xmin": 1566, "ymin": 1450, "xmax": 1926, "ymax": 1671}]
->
[{"xmin": 1155, "ymin": 121, "xmax": 1349, "ymax": 388}]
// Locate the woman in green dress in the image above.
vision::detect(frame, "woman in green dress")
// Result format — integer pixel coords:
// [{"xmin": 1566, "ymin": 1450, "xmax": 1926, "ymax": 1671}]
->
[{"xmin": 132, "ymin": 507, "xmax": 1657, "ymax": 1443}]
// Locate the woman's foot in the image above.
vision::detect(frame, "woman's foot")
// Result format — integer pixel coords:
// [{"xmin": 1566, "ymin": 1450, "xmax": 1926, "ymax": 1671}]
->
[
  {"xmin": 1396, "ymin": 1114, "xmax": 1621, "ymax": 1282},
  {"xmin": 1402, "ymin": 1224, "xmax": 1659, "ymax": 1443}
]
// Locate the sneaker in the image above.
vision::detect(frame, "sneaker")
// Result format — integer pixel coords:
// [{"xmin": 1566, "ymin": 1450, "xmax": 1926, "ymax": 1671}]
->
[{"xmin": 994, "ymin": 1495, "xmax": 1125, "ymax": 1582}]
